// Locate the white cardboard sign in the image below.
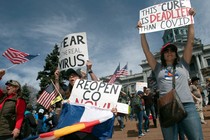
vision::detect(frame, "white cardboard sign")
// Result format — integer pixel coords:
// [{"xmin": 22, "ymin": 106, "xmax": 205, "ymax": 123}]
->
[
  {"xmin": 139, "ymin": 0, "xmax": 193, "ymax": 34},
  {"xmin": 69, "ymin": 79, "xmax": 122, "ymax": 110},
  {"xmin": 58, "ymin": 32, "xmax": 89, "ymax": 71}
]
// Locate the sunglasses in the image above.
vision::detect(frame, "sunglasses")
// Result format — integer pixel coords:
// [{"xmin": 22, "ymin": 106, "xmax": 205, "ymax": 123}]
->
[{"xmin": 163, "ymin": 47, "xmax": 176, "ymax": 53}]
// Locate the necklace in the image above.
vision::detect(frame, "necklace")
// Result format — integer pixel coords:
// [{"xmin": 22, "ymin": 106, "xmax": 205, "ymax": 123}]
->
[{"xmin": 166, "ymin": 65, "xmax": 173, "ymax": 73}]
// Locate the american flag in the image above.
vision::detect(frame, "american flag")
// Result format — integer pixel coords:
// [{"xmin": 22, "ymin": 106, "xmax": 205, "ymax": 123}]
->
[
  {"xmin": 116, "ymin": 63, "xmax": 128, "ymax": 77},
  {"xmin": 2, "ymin": 48, "xmax": 38, "ymax": 64},
  {"xmin": 108, "ymin": 64, "xmax": 120, "ymax": 84},
  {"xmin": 37, "ymin": 83, "xmax": 57, "ymax": 109}
]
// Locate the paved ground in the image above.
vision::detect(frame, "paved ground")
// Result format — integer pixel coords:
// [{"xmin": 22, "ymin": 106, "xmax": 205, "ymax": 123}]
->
[{"xmin": 111, "ymin": 105, "xmax": 210, "ymax": 140}]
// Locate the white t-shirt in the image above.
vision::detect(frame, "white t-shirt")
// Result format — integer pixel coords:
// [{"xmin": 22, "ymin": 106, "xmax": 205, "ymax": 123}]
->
[{"xmin": 154, "ymin": 58, "xmax": 194, "ymax": 103}]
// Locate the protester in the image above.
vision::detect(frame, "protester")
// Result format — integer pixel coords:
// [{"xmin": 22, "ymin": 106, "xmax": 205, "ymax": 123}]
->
[
  {"xmin": 54, "ymin": 60, "xmax": 98, "ymax": 99},
  {"xmin": 142, "ymin": 88, "xmax": 157, "ymax": 128},
  {"xmin": 116, "ymin": 91, "xmax": 128, "ymax": 131},
  {"xmin": 54, "ymin": 60, "xmax": 117, "ymax": 140},
  {"xmin": 128, "ymin": 90, "xmax": 149, "ymax": 138},
  {"xmin": 137, "ymin": 91, "xmax": 150, "ymax": 133},
  {"xmin": 128, "ymin": 92, "xmax": 137, "ymax": 121},
  {"xmin": 0, "ymin": 69, "xmax": 27, "ymax": 140},
  {"xmin": 45, "ymin": 105, "xmax": 59, "ymax": 131},
  {"xmin": 190, "ymin": 77, "xmax": 207, "ymax": 124},
  {"xmin": 206, "ymin": 78, "xmax": 210, "ymax": 105},
  {"xmin": 34, "ymin": 108, "xmax": 48, "ymax": 134},
  {"xmin": 19, "ymin": 104, "xmax": 37, "ymax": 139},
  {"xmin": 137, "ymin": 8, "xmax": 204, "ymax": 140}
]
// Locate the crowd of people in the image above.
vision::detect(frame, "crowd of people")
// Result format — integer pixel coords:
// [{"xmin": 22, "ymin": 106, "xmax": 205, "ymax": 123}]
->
[
  {"xmin": 114, "ymin": 77, "xmax": 209, "ymax": 139},
  {"xmin": 0, "ymin": 7, "xmax": 209, "ymax": 140},
  {"xmin": 0, "ymin": 60, "xmax": 117, "ymax": 140}
]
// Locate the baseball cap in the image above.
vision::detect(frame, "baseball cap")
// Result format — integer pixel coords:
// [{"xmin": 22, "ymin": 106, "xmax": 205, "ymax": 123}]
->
[
  {"xmin": 66, "ymin": 68, "xmax": 83, "ymax": 78},
  {"xmin": 5, "ymin": 80, "xmax": 21, "ymax": 87},
  {"xmin": 38, "ymin": 108, "xmax": 44, "ymax": 114},
  {"xmin": 137, "ymin": 90, "xmax": 144, "ymax": 95},
  {"xmin": 191, "ymin": 76, "xmax": 200, "ymax": 83},
  {"xmin": 161, "ymin": 43, "xmax": 177, "ymax": 54}
]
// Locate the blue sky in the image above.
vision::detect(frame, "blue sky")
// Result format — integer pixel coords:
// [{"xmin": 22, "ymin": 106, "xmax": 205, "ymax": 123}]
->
[{"xmin": 0, "ymin": 0, "xmax": 209, "ymax": 90}]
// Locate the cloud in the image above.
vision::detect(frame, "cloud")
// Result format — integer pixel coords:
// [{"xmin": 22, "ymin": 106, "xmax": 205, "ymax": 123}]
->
[
  {"xmin": 26, "ymin": 15, "xmax": 84, "ymax": 46},
  {"xmin": 0, "ymin": 0, "xmax": 209, "ymax": 92},
  {"xmin": 193, "ymin": 1, "xmax": 210, "ymax": 45},
  {"xmin": 1, "ymin": 64, "xmax": 42, "ymax": 90}
]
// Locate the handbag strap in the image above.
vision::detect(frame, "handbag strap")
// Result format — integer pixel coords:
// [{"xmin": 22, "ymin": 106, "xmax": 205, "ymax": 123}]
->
[
  {"xmin": 172, "ymin": 66, "xmax": 176, "ymax": 89},
  {"xmin": 172, "ymin": 65, "xmax": 183, "ymax": 102}
]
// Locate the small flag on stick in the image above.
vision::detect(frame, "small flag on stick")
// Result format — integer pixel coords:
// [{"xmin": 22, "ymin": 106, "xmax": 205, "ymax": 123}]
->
[
  {"xmin": 108, "ymin": 63, "xmax": 120, "ymax": 84},
  {"xmin": 117, "ymin": 63, "xmax": 128, "ymax": 77},
  {"xmin": 108, "ymin": 63, "xmax": 128, "ymax": 84},
  {"xmin": 37, "ymin": 83, "xmax": 57, "ymax": 109},
  {"xmin": 2, "ymin": 48, "xmax": 39, "ymax": 64}
]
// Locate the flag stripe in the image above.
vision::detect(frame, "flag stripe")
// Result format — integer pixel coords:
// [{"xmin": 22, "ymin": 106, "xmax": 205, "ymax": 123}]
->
[
  {"xmin": 117, "ymin": 63, "xmax": 128, "ymax": 76},
  {"xmin": 54, "ymin": 123, "xmax": 86, "ymax": 138},
  {"xmin": 108, "ymin": 63, "xmax": 128, "ymax": 84},
  {"xmin": 37, "ymin": 84, "xmax": 57, "ymax": 109},
  {"xmin": 56, "ymin": 103, "xmax": 114, "ymax": 139},
  {"xmin": 23, "ymin": 103, "xmax": 114, "ymax": 140},
  {"xmin": 2, "ymin": 48, "xmax": 38, "ymax": 64},
  {"xmin": 108, "ymin": 64, "xmax": 120, "ymax": 84}
]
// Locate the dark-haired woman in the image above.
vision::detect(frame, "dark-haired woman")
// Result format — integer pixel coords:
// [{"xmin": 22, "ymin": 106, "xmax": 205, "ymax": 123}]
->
[{"xmin": 137, "ymin": 8, "xmax": 203, "ymax": 140}]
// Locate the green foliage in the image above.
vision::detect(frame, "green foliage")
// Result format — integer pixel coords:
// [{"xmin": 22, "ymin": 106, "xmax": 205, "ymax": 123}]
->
[
  {"xmin": 21, "ymin": 84, "xmax": 31, "ymax": 104},
  {"xmin": 36, "ymin": 44, "xmax": 66, "ymax": 94}
]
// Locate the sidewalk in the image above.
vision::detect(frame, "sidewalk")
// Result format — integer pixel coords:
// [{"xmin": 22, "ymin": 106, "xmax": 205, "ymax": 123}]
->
[{"xmin": 111, "ymin": 105, "xmax": 210, "ymax": 140}]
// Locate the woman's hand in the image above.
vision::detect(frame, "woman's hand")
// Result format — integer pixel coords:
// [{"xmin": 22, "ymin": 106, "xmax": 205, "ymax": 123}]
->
[
  {"xmin": 136, "ymin": 21, "xmax": 143, "ymax": 29},
  {"xmin": 54, "ymin": 68, "xmax": 60, "ymax": 81},
  {"xmin": 189, "ymin": 8, "xmax": 196, "ymax": 16},
  {"xmin": 86, "ymin": 60, "xmax": 93, "ymax": 71}
]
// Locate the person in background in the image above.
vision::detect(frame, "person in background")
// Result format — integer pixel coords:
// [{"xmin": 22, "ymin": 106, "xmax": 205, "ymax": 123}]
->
[
  {"xmin": 116, "ymin": 91, "xmax": 128, "ymax": 131},
  {"xmin": 34, "ymin": 108, "xmax": 48, "ymax": 134},
  {"xmin": 142, "ymin": 88, "xmax": 157, "ymax": 128},
  {"xmin": 190, "ymin": 77, "xmax": 207, "ymax": 124},
  {"xmin": 206, "ymin": 78, "xmax": 210, "ymax": 105},
  {"xmin": 45, "ymin": 105, "xmax": 59, "ymax": 131},
  {"xmin": 128, "ymin": 92, "xmax": 137, "ymax": 121},
  {"xmin": 200, "ymin": 85, "xmax": 208, "ymax": 107},
  {"xmin": 19, "ymin": 104, "xmax": 37, "ymax": 139},
  {"xmin": 129, "ymin": 90, "xmax": 149, "ymax": 138},
  {"xmin": 137, "ymin": 91, "xmax": 150, "ymax": 134},
  {"xmin": 137, "ymin": 8, "xmax": 203, "ymax": 140},
  {"xmin": 0, "ymin": 69, "xmax": 26, "ymax": 140}
]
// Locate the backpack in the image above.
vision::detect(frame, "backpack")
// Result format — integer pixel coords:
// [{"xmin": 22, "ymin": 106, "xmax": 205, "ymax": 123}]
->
[{"xmin": 131, "ymin": 95, "xmax": 143, "ymax": 113}]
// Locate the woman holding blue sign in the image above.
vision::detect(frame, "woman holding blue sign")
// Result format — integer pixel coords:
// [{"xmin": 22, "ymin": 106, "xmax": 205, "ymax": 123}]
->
[{"xmin": 137, "ymin": 8, "xmax": 203, "ymax": 140}]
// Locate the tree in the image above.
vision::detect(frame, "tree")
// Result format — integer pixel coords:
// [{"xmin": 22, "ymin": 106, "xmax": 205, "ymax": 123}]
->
[
  {"xmin": 36, "ymin": 44, "xmax": 66, "ymax": 95},
  {"xmin": 21, "ymin": 84, "xmax": 31, "ymax": 104},
  {"xmin": 21, "ymin": 84, "xmax": 38, "ymax": 106}
]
